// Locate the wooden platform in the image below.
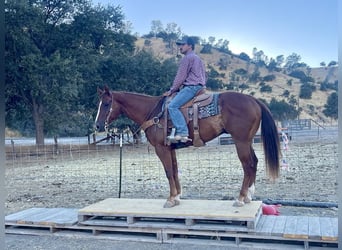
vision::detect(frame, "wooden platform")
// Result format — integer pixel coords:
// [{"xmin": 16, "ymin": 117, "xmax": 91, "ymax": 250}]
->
[
  {"xmin": 5, "ymin": 198, "xmax": 338, "ymax": 249},
  {"xmin": 78, "ymin": 198, "xmax": 262, "ymax": 230},
  {"xmin": 5, "ymin": 208, "xmax": 78, "ymax": 233}
]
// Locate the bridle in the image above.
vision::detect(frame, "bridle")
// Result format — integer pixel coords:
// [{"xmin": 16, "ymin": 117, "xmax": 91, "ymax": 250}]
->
[
  {"xmin": 104, "ymin": 100, "xmax": 113, "ymax": 133},
  {"xmin": 104, "ymin": 93, "xmax": 165, "ymax": 136}
]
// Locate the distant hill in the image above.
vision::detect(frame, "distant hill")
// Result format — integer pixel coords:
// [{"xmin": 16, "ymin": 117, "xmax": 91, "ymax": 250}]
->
[{"xmin": 136, "ymin": 37, "xmax": 338, "ymax": 124}]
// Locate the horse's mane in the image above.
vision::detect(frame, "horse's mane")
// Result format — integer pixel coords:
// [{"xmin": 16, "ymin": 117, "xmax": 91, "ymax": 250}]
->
[
  {"xmin": 112, "ymin": 91, "xmax": 165, "ymax": 119},
  {"xmin": 112, "ymin": 91, "xmax": 162, "ymax": 99}
]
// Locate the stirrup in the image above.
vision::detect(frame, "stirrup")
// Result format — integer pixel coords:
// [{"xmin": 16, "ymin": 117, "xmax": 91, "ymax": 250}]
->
[
  {"xmin": 174, "ymin": 135, "xmax": 192, "ymax": 143},
  {"xmin": 167, "ymin": 135, "xmax": 192, "ymax": 143}
]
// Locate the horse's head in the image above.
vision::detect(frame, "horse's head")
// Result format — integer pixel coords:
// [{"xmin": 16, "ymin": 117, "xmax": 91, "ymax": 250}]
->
[
  {"xmin": 95, "ymin": 86, "xmax": 122, "ymax": 132},
  {"xmin": 94, "ymin": 86, "xmax": 112, "ymax": 132}
]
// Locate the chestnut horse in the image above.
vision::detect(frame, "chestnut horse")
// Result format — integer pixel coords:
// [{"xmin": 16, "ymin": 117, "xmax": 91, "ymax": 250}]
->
[{"xmin": 95, "ymin": 86, "xmax": 280, "ymax": 208}]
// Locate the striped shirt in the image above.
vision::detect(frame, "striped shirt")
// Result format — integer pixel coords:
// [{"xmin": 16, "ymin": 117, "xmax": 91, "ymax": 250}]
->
[{"xmin": 170, "ymin": 51, "xmax": 206, "ymax": 93}]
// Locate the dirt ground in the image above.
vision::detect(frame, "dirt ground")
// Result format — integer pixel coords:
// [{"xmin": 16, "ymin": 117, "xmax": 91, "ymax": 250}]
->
[
  {"xmin": 5, "ymin": 140, "xmax": 338, "ymax": 217},
  {"xmin": 4, "ymin": 139, "xmax": 339, "ymax": 249}
]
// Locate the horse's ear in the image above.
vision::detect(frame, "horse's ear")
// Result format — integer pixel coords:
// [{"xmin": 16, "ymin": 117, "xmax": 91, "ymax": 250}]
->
[
  {"xmin": 104, "ymin": 85, "xmax": 110, "ymax": 93},
  {"xmin": 97, "ymin": 86, "xmax": 103, "ymax": 96}
]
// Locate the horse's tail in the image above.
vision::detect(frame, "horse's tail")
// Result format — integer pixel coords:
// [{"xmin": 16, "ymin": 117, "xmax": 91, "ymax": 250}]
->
[{"xmin": 257, "ymin": 100, "xmax": 281, "ymax": 180}]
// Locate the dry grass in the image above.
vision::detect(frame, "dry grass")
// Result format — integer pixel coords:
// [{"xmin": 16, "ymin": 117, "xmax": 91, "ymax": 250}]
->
[{"xmin": 135, "ymin": 37, "xmax": 338, "ymax": 122}]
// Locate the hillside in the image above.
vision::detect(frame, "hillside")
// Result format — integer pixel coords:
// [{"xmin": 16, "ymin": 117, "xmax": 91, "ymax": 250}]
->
[{"xmin": 136, "ymin": 37, "xmax": 338, "ymax": 124}]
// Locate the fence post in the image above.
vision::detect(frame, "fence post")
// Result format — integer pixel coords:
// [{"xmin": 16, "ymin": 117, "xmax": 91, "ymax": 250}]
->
[
  {"xmin": 54, "ymin": 135, "xmax": 59, "ymax": 154},
  {"xmin": 11, "ymin": 139, "xmax": 16, "ymax": 160},
  {"xmin": 118, "ymin": 133, "xmax": 123, "ymax": 198}
]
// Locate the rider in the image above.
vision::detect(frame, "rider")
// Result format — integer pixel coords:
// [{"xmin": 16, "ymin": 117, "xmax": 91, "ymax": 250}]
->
[{"xmin": 163, "ymin": 36, "xmax": 206, "ymax": 142}]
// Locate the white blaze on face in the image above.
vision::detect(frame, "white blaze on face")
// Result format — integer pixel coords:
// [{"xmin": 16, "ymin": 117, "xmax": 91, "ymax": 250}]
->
[{"xmin": 95, "ymin": 100, "xmax": 102, "ymax": 123}]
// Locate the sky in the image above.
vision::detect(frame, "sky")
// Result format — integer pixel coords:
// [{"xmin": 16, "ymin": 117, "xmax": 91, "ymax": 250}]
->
[{"xmin": 94, "ymin": 0, "xmax": 338, "ymax": 67}]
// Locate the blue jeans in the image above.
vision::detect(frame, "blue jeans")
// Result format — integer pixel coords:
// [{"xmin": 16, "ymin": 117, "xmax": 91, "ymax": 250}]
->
[{"xmin": 168, "ymin": 85, "xmax": 203, "ymax": 136}]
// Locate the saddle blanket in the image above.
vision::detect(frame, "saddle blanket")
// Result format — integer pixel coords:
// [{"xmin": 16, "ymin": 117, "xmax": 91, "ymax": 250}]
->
[{"xmin": 189, "ymin": 93, "xmax": 220, "ymax": 120}]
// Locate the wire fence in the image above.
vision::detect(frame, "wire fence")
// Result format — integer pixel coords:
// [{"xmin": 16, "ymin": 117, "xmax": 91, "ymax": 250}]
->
[{"xmin": 5, "ymin": 126, "xmax": 338, "ymax": 214}]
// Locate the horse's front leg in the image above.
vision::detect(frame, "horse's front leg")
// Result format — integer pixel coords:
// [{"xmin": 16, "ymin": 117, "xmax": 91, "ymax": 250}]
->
[
  {"xmin": 155, "ymin": 146, "xmax": 180, "ymax": 208},
  {"xmin": 171, "ymin": 149, "xmax": 182, "ymax": 204}
]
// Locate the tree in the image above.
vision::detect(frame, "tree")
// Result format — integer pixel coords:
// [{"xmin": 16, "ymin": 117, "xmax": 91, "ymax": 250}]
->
[
  {"xmin": 200, "ymin": 43, "xmax": 212, "ymax": 54},
  {"xmin": 284, "ymin": 53, "xmax": 301, "ymax": 72},
  {"xmin": 268, "ymin": 98, "xmax": 299, "ymax": 121},
  {"xmin": 276, "ymin": 55, "xmax": 284, "ymax": 68},
  {"xmin": 218, "ymin": 56, "xmax": 229, "ymax": 70},
  {"xmin": 100, "ymin": 50, "xmax": 178, "ymax": 137},
  {"xmin": 323, "ymin": 92, "xmax": 338, "ymax": 120},
  {"xmin": 282, "ymin": 90, "xmax": 290, "ymax": 97},
  {"xmin": 328, "ymin": 61, "xmax": 337, "ymax": 67},
  {"xmin": 208, "ymin": 36, "xmax": 215, "ymax": 45},
  {"xmin": 299, "ymin": 83, "xmax": 316, "ymax": 99},
  {"xmin": 164, "ymin": 22, "xmax": 182, "ymax": 52},
  {"xmin": 252, "ymin": 48, "xmax": 266, "ymax": 65},
  {"xmin": 267, "ymin": 58, "xmax": 278, "ymax": 72},
  {"xmin": 238, "ymin": 52, "xmax": 250, "ymax": 62},
  {"xmin": 150, "ymin": 20, "xmax": 163, "ymax": 37},
  {"xmin": 5, "ymin": 1, "xmax": 130, "ymax": 144},
  {"xmin": 215, "ymin": 39, "xmax": 230, "ymax": 53},
  {"xmin": 260, "ymin": 84, "xmax": 272, "ymax": 93},
  {"xmin": 289, "ymin": 70, "xmax": 314, "ymax": 83},
  {"xmin": 248, "ymin": 67, "xmax": 260, "ymax": 83}
]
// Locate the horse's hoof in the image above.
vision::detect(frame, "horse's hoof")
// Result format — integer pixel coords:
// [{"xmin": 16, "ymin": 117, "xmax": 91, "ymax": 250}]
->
[
  {"xmin": 163, "ymin": 199, "xmax": 178, "ymax": 208},
  {"xmin": 233, "ymin": 200, "xmax": 245, "ymax": 207},
  {"xmin": 174, "ymin": 194, "xmax": 181, "ymax": 205},
  {"xmin": 244, "ymin": 196, "xmax": 252, "ymax": 203}
]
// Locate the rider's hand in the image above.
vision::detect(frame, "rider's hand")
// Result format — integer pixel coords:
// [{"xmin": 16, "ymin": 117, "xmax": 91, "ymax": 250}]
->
[{"xmin": 163, "ymin": 90, "xmax": 171, "ymax": 97}]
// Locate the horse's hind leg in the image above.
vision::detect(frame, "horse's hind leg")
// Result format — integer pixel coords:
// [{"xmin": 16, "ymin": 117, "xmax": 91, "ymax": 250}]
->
[
  {"xmin": 244, "ymin": 147, "xmax": 258, "ymax": 203},
  {"xmin": 233, "ymin": 142, "xmax": 258, "ymax": 207}
]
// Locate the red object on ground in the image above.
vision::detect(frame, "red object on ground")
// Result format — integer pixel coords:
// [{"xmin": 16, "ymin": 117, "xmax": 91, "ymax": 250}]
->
[{"xmin": 262, "ymin": 204, "xmax": 281, "ymax": 215}]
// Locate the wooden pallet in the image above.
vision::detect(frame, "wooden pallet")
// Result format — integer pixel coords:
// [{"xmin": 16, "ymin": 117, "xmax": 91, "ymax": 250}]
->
[
  {"xmin": 5, "ymin": 199, "xmax": 338, "ymax": 249},
  {"xmin": 5, "ymin": 207, "xmax": 78, "ymax": 233},
  {"xmin": 161, "ymin": 215, "xmax": 338, "ymax": 248},
  {"xmin": 78, "ymin": 198, "xmax": 262, "ymax": 231}
]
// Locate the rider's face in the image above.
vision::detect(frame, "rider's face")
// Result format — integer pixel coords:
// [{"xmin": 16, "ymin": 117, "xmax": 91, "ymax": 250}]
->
[{"xmin": 179, "ymin": 44, "xmax": 192, "ymax": 54}]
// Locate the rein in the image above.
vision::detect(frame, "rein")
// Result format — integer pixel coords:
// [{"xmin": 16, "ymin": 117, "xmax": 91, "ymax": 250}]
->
[
  {"xmin": 140, "ymin": 96, "xmax": 165, "ymax": 131},
  {"xmin": 105, "ymin": 93, "xmax": 165, "ymax": 136}
]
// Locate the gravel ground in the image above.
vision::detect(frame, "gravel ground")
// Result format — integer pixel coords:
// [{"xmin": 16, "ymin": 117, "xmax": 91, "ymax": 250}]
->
[
  {"xmin": 5, "ymin": 141, "xmax": 338, "ymax": 216},
  {"xmin": 7, "ymin": 234, "xmax": 315, "ymax": 250},
  {"xmin": 5, "ymin": 140, "xmax": 338, "ymax": 249}
]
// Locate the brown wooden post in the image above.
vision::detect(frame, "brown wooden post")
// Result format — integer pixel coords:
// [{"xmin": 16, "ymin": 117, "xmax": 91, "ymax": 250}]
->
[
  {"xmin": 11, "ymin": 139, "xmax": 16, "ymax": 159},
  {"xmin": 54, "ymin": 135, "xmax": 58, "ymax": 154}
]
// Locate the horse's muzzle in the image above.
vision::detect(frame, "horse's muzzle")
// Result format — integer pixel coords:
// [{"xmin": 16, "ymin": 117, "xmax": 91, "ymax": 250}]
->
[{"xmin": 94, "ymin": 121, "xmax": 105, "ymax": 132}]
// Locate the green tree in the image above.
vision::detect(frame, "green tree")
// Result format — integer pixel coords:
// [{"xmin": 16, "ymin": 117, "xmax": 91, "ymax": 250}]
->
[
  {"xmin": 238, "ymin": 52, "xmax": 250, "ymax": 62},
  {"xmin": 150, "ymin": 20, "xmax": 163, "ymax": 37},
  {"xmin": 248, "ymin": 67, "xmax": 260, "ymax": 83},
  {"xmin": 323, "ymin": 92, "xmax": 338, "ymax": 119},
  {"xmin": 299, "ymin": 83, "xmax": 316, "ymax": 99},
  {"xmin": 267, "ymin": 58, "xmax": 278, "ymax": 72},
  {"xmin": 215, "ymin": 39, "xmax": 230, "ymax": 53},
  {"xmin": 101, "ymin": 50, "xmax": 178, "ymax": 136},
  {"xmin": 200, "ymin": 43, "xmax": 212, "ymax": 54},
  {"xmin": 282, "ymin": 90, "xmax": 290, "ymax": 97},
  {"xmin": 260, "ymin": 84, "xmax": 272, "ymax": 93},
  {"xmin": 276, "ymin": 55, "xmax": 284, "ymax": 68},
  {"xmin": 268, "ymin": 98, "xmax": 299, "ymax": 121},
  {"xmin": 5, "ymin": 0, "xmax": 130, "ymax": 144},
  {"xmin": 284, "ymin": 53, "xmax": 301, "ymax": 72},
  {"xmin": 328, "ymin": 61, "xmax": 337, "ymax": 67}
]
